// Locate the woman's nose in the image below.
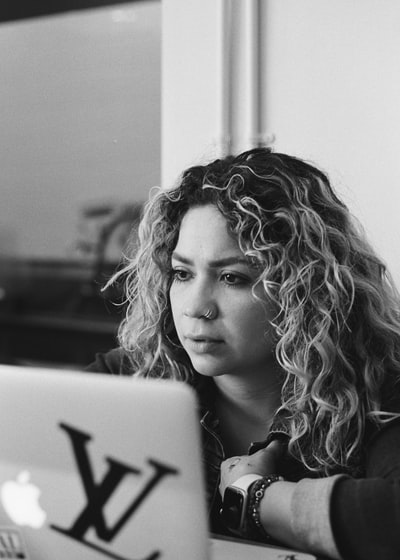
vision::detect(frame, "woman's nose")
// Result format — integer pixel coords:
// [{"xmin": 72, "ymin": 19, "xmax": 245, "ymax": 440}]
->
[{"xmin": 183, "ymin": 281, "xmax": 218, "ymax": 319}]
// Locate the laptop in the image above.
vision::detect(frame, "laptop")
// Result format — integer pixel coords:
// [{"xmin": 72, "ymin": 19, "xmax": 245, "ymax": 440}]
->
[{"xmin": 0, "ymin": 364, "xmax": 315, "ymax": 560}]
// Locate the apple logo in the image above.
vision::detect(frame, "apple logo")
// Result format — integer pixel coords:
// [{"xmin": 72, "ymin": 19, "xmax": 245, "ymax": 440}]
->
[{"xmin": 1, "ymin": 471, "xmax": 47, "ymax": 529}]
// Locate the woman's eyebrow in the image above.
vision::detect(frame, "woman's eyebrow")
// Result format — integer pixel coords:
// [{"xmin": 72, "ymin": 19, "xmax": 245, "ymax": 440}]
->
[{"xmin": 171, "ymin": 251, "xmax": 251, "ymax": 268}]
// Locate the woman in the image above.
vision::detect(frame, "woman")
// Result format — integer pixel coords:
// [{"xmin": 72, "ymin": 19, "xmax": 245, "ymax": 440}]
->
[{"xmin": 88, "ymin": 148, "xmax": 400, "ymax": 559}]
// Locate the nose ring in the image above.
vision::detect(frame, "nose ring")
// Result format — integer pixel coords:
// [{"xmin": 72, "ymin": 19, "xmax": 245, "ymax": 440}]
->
[{"xmin": 203, "ymin": 308, "xmax": 215, "ymax": 320}]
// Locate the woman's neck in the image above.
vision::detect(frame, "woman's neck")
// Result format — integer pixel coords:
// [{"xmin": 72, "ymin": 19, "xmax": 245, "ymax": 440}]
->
[{"xmin": 214, "ymin": 373, "xmax": 282, "ymax": 456}]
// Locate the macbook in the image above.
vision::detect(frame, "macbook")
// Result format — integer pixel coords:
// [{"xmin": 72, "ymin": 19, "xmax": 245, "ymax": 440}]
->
[{"xmin": 0, "ymin": 364, "xmax": 315, "ymax": 560}]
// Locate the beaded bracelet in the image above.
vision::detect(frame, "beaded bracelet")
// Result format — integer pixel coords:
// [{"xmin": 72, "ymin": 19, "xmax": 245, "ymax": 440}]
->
[{"xmin": 248, "ymin": 475, "xmax": 284, "ymax": 540}]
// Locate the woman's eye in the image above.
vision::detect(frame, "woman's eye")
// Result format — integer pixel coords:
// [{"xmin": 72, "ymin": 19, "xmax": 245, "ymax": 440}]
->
[
  {"xmin": 172, "ymin": 269, "xmax": 190, "ymax": 282},
  {"xmin": 221, "ymin": 273, "xmax": 249, "ymax": 286}
]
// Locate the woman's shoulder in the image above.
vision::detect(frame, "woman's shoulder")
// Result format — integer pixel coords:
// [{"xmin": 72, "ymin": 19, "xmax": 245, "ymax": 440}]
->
[{"xmin": 85, "ymin": 347, "xmax": 134, "ymax": 376}]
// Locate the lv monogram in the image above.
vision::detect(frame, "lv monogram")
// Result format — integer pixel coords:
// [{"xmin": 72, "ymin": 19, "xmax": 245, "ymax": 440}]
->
[{"xmin": 51, "ymin": 422, "xmax": 179, "ymax": 560}]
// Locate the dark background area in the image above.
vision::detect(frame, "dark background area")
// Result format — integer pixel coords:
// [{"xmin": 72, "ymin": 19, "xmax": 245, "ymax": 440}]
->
[
  {"xmin": 0, "ymin": 259, "xmax": 123, "ymax": 369},
  {"xmin": 0, "ymin": 0, "xmax": 149, "ymax": 369},
  {"xmin": 0, "ymin": 0, "xmax": 142, "ymax": 23}
]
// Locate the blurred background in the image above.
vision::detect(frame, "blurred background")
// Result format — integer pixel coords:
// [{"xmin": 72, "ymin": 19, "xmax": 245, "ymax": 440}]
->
[
  {"xmin": 1, "ymin": 0, "xmax": 399, "ymax": 369},
  {"xmin": 0, "ymin": 0, "xmax": 160, "ymax": 367}
]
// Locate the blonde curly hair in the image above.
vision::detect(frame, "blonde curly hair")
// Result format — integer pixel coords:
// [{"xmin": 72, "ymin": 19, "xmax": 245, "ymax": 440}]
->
[{"xmin": 113, "ymin": 147, "xmax": 400, "ymax": 475}]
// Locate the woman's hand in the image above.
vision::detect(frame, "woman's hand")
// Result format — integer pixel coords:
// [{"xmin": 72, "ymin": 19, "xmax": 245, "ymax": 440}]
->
[{"xmin": 219, "ymin": 439, "xmax": 284, "ymax": 496}]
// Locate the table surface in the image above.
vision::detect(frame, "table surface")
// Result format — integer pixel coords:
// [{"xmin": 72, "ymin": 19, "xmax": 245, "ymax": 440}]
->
[{"xmin": 210, "ymin": 536, "xmax": 317, "ymax": 560}]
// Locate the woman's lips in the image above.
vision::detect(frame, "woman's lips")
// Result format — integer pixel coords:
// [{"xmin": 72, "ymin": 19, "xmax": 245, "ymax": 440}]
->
[{"xmin": 185, "ymin": 336, "xmax": 223, "ymax": 353}]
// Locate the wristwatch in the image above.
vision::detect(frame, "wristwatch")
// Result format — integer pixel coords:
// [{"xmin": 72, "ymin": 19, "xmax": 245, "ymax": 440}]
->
[{"xmin": 219, "ymin": 474, "xmax": 263, "ymax": 535}]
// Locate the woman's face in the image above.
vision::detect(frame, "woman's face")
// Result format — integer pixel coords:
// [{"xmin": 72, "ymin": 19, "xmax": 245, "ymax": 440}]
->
[{"xmin": 169, "ymin": 204, "xmax": 278, "ymax": 383}]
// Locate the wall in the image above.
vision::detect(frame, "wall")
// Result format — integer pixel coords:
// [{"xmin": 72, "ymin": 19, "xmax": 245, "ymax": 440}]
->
[
  {"xmin": 264, "ymin": 0, "xmax": 400, "ymax": 285},
  {"xmin": 162, "ymin": 0, "xmax": 400, "ymax": 286},
  {"xmin": 161, "ymin": 0, "xmax": 221, "ymax": 187},
  {"xmin": 0, "ymin": 0, "xmax": 161, "ymax": 260}
]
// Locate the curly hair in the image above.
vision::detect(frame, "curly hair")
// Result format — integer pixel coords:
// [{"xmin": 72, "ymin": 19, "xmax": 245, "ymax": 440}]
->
[{"xmin": 113, "ymin": 147, "xmax": 400, "ymax": 475}]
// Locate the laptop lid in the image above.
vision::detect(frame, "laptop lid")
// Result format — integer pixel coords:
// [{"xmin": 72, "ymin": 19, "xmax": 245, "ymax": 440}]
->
[{"xmin": 0, "ymin": 364, "xmax": 210, "ymax": 560}]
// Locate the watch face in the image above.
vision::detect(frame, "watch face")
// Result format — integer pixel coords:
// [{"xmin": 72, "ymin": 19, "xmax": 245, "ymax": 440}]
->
[{"xmin": 220, "ymin": 487, "xmax": 245, "ymax": 531}]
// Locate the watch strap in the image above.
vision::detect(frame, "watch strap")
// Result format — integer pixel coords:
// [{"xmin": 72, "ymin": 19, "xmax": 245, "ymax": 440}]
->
[{"xmin": 229, "ymin": 474, "xmax": 263, "ymax": 492}]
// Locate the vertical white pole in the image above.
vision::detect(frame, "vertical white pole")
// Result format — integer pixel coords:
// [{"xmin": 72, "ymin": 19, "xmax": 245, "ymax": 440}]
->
[
  {"xmin": 244, "ymin": 0, "xmax": 260, "ymax": 149},
  {"xmin": 216, "ymin": 0, "xmax": 233, "ymax": 157},
  {"xmin": 258, "ymin": 0, "xmax": 275, "ymax": 148}
]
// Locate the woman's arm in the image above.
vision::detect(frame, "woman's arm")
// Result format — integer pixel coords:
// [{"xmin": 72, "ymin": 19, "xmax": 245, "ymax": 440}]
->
[
  {"xmin": 219, "ymin": 420, "xmax": 400, "ymax": 559},
  {"xmin": 257, "ymin": 476, "xmax": 343, "ymax": 559},
  {"xmin": 329, "ymin": 419, "xmax": 400, "ymax": 560},
  {"xmin": 220, "ymin": 449, "xmax": 342, "ymax": 559}
]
